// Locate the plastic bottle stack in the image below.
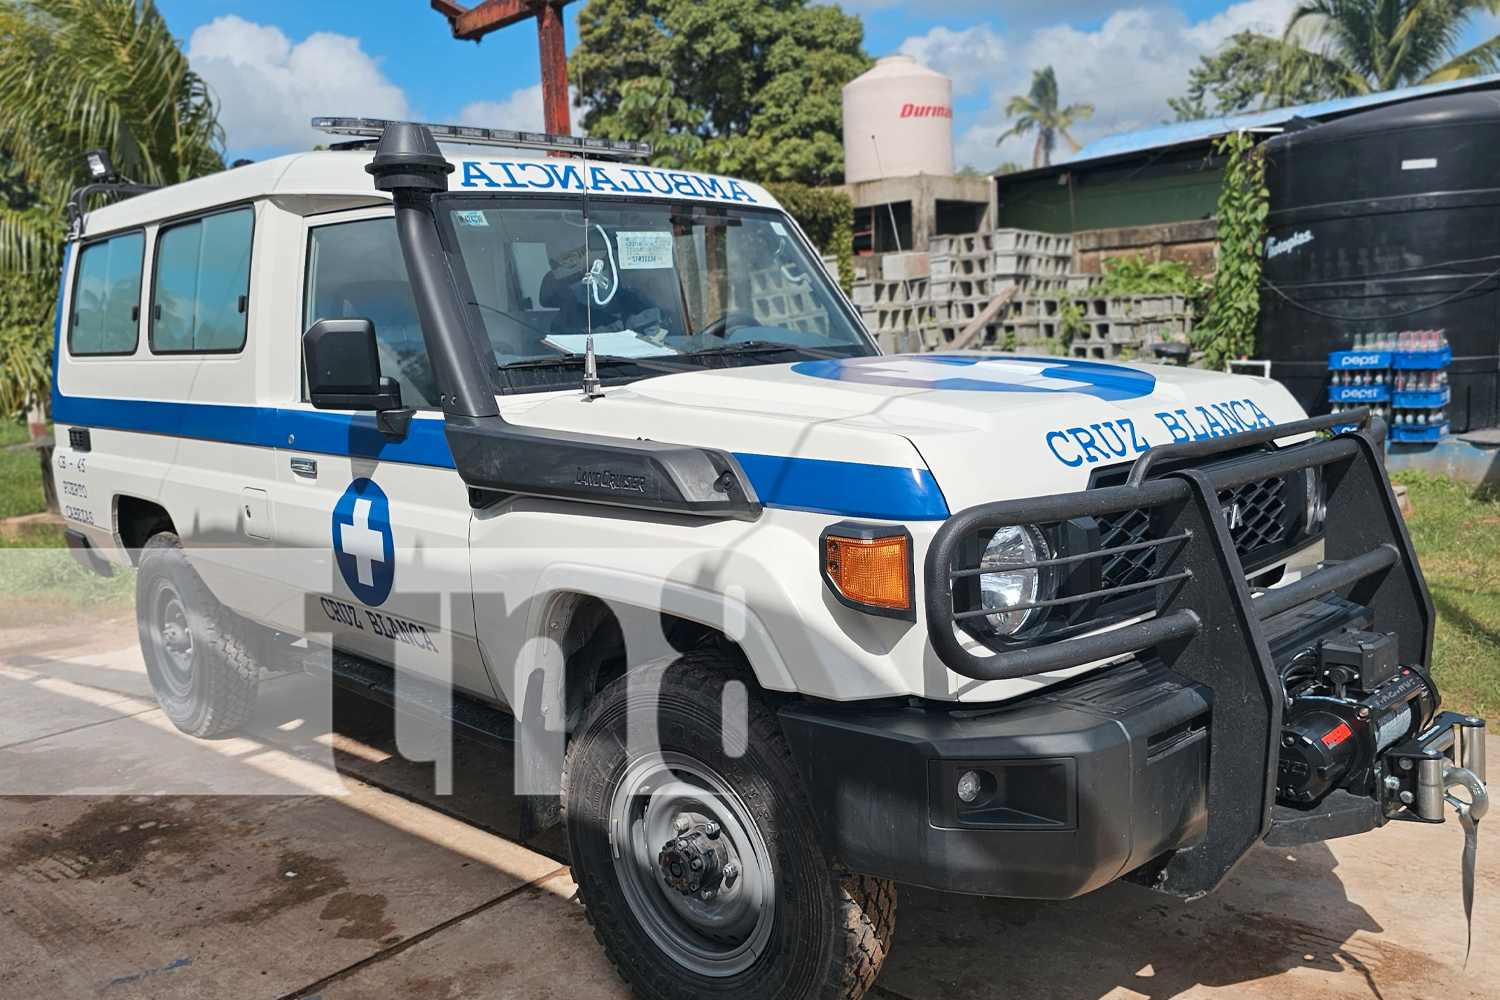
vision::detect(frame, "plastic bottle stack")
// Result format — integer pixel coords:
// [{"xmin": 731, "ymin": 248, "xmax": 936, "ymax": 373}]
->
[{"xmin": 1327, "ymin": 330, "xmax": 1451, "ymax": 442}]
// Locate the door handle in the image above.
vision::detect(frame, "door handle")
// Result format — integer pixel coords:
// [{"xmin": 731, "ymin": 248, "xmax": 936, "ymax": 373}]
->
[{"xmin": 290, "ymin": 456, "xmax": 317, "ymax": 477}]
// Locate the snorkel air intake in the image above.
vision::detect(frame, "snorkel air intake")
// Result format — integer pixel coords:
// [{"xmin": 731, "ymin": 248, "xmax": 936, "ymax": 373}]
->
[{"xmin": 366, "ymin": 122, "xmax": 760, "ymax": 520}]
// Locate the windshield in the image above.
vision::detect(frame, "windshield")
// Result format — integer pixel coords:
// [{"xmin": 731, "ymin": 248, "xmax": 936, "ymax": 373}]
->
[{"xmin": 440, "ymin": 197, "xmax": 873, "ymax": 388}]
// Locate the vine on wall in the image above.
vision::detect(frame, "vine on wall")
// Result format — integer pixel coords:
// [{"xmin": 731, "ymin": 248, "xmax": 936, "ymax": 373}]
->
[{"xmin": 1194, "ymin": 130, "xmax": 1268, "ymax": 370}]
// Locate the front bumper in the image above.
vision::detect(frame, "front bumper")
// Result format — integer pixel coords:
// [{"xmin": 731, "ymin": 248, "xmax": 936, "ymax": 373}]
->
[
  {"xmin": 797, "ymin": 410, "xmax": 1461, "ymax": 899},
  {"xmin": 779, "ymin": 657, "xmax": 1211, "ymax": 898}
]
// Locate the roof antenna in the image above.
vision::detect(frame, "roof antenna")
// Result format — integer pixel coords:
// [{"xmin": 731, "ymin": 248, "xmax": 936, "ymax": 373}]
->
[{"xmin": 580, "ymin": 142, "xmax": 603, "ymax": 401}]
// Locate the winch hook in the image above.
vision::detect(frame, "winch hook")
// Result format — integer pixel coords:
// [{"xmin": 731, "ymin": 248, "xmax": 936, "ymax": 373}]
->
[{"xmin": 1444, "ymin": 764, "xmax": 1486, "ymax": 967}]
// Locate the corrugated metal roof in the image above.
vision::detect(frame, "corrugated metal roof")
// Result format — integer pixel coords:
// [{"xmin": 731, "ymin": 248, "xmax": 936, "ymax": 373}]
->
[{"xmin": 1065, "ymin": 73, "xmax": 1500, "ymax": 165}]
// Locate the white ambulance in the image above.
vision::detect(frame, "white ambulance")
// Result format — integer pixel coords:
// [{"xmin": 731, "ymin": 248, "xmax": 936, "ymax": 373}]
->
[{"xmin": 53, "ymin": 118, "xmax": 1485, "ymax": 1000}]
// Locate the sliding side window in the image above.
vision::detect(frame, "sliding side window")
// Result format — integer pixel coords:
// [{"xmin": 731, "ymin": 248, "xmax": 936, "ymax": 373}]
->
[
  {"xmin": 151, "ymin": 207, "xmax": 253, "ymax": 353},
  {"xmin": 70, "ymin": 231, "xmax": 144, "ymax": 355}
]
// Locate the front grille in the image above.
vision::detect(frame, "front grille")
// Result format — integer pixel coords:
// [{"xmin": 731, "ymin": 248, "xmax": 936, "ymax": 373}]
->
[
  {"xmin": 1218, "ymin": 477, "xmax": 1290, "ymax": 558},
  {"xmin": 1096, "ymin": 476, "xmax": 1295, "ymax": 591},
  {"xmin": 1097, "ymin": 507, "xmax": 1155, "ymax": 590}
]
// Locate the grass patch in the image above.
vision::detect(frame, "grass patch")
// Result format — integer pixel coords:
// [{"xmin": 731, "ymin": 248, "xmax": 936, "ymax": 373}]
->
[
  {"xmin": 0, "ymin": 437, "xmax": 46, "ymax": 520},
  {"xmin": 0, "ymin": 545, "xmax": 135, "ymax": 627},
  {"xmin": 1393, "ymin": 471, "xmax": 1500, "ymax": 719}
]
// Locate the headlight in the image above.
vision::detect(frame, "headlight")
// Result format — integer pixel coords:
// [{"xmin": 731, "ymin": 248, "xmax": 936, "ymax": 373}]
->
[
  {"xmin": 1303, "ymin": 466, "xmax": 1327, "ymax": 535},
  {"xmin": 979, "ymin": 525, "xmax": 1054, "ymax": 636}
]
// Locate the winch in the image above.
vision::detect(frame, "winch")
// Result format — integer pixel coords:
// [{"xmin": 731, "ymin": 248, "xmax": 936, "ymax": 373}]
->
[
  {"xmin": 1276, "ymin": 630, "xmax": 1437, "ymax": 804},
  {"xmin": 1275, "ymin": 627, "xmax": 1488, "ymax": 960}
]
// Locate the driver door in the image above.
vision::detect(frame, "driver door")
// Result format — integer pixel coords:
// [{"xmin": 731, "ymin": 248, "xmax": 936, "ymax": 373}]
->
[{"xmin": 271, "ymin": 207, "xmax": 494, "ymax": 700}]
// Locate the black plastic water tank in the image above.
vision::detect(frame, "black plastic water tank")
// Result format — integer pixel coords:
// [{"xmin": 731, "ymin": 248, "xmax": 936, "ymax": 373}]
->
[{"xmin": 1255, "ymin": 91, "xmax": 1500, "ymax": 432}]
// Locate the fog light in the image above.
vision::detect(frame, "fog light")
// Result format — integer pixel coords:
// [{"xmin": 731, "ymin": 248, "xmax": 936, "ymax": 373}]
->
[{"xmin": 956, "ymin": 770, "xmax": 982, "ymax": 803}]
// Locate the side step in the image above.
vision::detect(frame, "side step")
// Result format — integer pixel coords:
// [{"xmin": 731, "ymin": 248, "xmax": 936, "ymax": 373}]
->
[{"xmin": 310, "ymin": 648, "xmax": 517, "ymax": 753}]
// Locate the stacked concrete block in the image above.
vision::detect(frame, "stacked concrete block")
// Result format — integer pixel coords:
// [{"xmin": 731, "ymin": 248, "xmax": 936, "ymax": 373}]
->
[
  {"xmin": 743, "ymin": 263, "xmax": 835, "ymax": 338},
  {"xmin": 850, "ymin": 269, "xmax": 929, "ymax": 353},
  {"xmin": 990, "ymin": 230, "xmax": 1073, "ymax": 292},
  {"xmin": 1068, "ymin": 293, "xmax": 1194, "ymax": 361}
]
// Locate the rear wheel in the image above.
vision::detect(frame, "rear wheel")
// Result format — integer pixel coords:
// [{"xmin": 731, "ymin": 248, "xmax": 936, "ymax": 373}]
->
[
  {"xmin": 563, "ymin": 650, "xmax": 896, "ymax": 1000},
  {"xmin": 135, "ymin": 532, "xmax": 259, "ymax": 738}
]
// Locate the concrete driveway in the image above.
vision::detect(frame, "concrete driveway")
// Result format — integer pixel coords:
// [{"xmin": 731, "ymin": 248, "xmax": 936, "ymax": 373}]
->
[{"xmin": 1, "ymin": 620, "xmax": 1494, "ymax": 1000}]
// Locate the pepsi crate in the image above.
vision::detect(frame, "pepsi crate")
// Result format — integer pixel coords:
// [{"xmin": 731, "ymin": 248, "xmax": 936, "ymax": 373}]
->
[
  {"xmin": 1328, "ymin": 350, "xmax": 1392, "ymax": 370},
  {"xmin": 1392, "ymin": 386, "xmax": 1450, "ymax": 409},
  {"xmin": 1330, "ymin": 384, "xmax": 1389, "ymax": 403},
  {"xmin": 1389, "ymin": 421, "xmax": 1449, "ymax": 443},
  {"xmin": 1392, "ymin": 346, "xmax": 1451, "ymax": 369}
]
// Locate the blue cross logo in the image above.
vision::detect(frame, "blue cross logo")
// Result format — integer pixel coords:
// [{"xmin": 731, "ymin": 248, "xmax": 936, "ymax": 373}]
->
[
  {"xmin": 332, "ymin": 478, "xmax": 394, "ymax": 607},
  {"xmin": 791, "ymin": 354, "xmax": 1158, "ymax": 401}
]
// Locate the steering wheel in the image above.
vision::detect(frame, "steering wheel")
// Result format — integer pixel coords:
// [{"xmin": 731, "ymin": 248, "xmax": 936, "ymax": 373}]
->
[{"xmin": 694, "ymin": 311, "xmax": 760, "ymax": 342}]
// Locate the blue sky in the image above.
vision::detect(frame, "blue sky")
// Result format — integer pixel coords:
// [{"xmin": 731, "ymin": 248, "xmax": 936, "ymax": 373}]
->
[{"xmin": 157, "ymin": 0, "xmax": 1499, "ymax": 170}]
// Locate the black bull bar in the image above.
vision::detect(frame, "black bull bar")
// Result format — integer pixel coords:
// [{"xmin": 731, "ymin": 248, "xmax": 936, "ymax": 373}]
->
[{"xmin": 923, "ymin": 409, "xmax": 1433, "ymax": 896}]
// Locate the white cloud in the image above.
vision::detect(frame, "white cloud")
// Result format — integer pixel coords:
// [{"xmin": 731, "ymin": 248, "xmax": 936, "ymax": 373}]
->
[
  {"xmin": 459, "ymin": 85, "xmax": 547, "ymax": 133},
  {"xmin": 188, "ymin": 16, "xmax": 408, "ymax": 154},
  {"xmin": 838, "ymin": 0, "xmax": 1156, "ymax": 22},
  {"xmin": 898, "ymin": 26, "xmax": 1007, "ymax": 96},
  {"xmin": 897, "ymin": 0, "xmax": 1298, "ymax": 171}
]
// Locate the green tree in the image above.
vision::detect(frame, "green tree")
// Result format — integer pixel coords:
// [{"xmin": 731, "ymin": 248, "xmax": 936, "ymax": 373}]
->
[
  {"xmin": 570, "ymin": 0, "xmax": 869, "ymax": 186},
  {"xmin": 613, "ymin": 76, "xmax": 704, "ymax": 169},
  {"xmin": 997, "ymin": 66, "xmax": 1094, "ymax": 169},
  {"xmin": 1273, "ymin": 0, "xmax": 1500, "ymax": 96},
  {"xmin": 1172, "ymin": 0, "xmax": 1500, "ymax": 120},
  {"xmin": 1169, "ymin": 31, "xmax": 1337, "ymax": 120},
  {"xmin": 0, "ymin": 0, "xmax": 224, "ymax": 418}
]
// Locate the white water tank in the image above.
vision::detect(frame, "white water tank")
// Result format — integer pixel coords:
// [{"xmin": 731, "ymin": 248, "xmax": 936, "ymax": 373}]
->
[{"xmin": 842, "ymin": 55, "xmax": 954, "ymax": 184}]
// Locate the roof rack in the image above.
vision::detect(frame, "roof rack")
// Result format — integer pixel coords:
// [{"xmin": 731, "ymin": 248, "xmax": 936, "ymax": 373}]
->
[{"xmin": 311, "ymin": 117, "xmax": 653, "ymax": 161}]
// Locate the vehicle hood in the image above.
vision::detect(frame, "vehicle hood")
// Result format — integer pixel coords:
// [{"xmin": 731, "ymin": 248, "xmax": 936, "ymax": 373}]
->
[{"xmin": 498, "ymin": 354, "xmax": 1309, "ymax": 518}]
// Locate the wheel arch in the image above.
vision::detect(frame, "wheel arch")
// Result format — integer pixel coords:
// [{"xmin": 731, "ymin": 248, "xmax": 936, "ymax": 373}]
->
[
  {"xmin": 115, "ymin": 495, "xmax": 176, "ymax": 565},
  {"xmin": 517, "ymin": 572, "xmax": 798, "ymax": 734}
]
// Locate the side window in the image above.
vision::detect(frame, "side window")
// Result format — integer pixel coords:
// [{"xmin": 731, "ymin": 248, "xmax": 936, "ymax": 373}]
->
[
  {"xmin": 70, "ymin": 231, "xmax": 144, "ymax": 355},
  {"xmin": 304, "ymin": 217, "xmax": 436, "ymax": 407},
  {"xmin": 151, "ymin": 207, "xmax": 252, "ymax": 353}
]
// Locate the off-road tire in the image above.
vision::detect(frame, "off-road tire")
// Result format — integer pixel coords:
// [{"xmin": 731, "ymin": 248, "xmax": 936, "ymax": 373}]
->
[
  {"xmin": 562, "ymin": 650, "xmax": 896, "ymax": 1000},
  {"xmin": 135, "ymin": 532, "xmax": 259, "ymax": 738}
]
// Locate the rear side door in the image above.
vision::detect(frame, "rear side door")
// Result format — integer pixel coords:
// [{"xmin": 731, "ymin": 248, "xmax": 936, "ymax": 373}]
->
[{"xmin": 270, "ymin": 208, "xmax": 494, "ymax": 699}]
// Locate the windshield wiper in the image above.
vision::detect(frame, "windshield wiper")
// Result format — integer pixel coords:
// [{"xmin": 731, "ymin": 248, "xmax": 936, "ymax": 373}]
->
[
  {"xmin": 497, "ymin": 353, "xmax": 692, "ymax": 375},
  {"xmin": 686, "ymin": 340, "xmax": 841, "ymax": 360}
]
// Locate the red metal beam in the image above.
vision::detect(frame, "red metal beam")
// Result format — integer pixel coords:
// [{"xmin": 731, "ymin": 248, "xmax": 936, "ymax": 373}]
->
[
  {"xmin": 535, "ymin": 1, "xmax": 571, "ymax": 135},
  {"xmin": 430, "ymin": 0, "xmax": 574, "ymax": 135},
  {"xmin": 440, "ymin": 0, "xmax": 529, "ymax": 40}
]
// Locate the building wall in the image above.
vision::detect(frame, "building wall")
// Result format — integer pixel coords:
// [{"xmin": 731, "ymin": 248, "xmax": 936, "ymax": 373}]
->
[
  {"xmin": 841, "ymin": 173, "xmax": 993, "ymax": 254},
  {"xmin": 994, "ymin": 149, "xmax": 1224, "ymax": 235},
  {"xmin": 1073, "ymin": 220, "xmax": 1219, "ymax": 276}
]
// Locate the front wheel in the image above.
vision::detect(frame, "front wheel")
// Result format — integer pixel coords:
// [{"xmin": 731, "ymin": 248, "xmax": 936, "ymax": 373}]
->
[{"xmin": 563, "ymin": 651, "xmax": 895, "ymax": 1000}]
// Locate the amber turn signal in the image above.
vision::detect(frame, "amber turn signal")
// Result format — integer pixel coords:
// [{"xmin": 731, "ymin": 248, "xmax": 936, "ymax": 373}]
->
[{"xmin": 824, "ymin": 533, "xmax": 911, "ymax": 611}]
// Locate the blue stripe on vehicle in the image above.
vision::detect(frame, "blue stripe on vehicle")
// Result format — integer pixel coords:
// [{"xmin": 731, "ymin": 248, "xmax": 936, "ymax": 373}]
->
[
  {"xmin": 49, "ymin": 393, "xmax": 456, "ymax": 468},
  {"xmin": 48, "ymin": 389, "xmax": 948, "ymax": 520},
  {"xmin": 732, "ymin": 452, "xmax": 949, "ymax": 521}
]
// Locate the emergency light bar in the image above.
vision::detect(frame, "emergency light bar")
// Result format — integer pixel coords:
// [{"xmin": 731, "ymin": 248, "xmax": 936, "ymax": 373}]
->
[{"xmin": 311, "ymin": 117, "xmax": 653, "ymax": 160}]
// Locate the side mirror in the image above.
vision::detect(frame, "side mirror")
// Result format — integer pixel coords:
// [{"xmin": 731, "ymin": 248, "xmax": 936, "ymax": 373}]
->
[{"xmin": 303, "ymin": 317, "xmax": 414, "ymax": 440}]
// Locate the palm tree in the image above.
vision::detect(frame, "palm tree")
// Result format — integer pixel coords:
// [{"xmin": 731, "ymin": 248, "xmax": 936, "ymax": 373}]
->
[
  {"xmin": 0, "ymin": 0, "xmax": 223, "ymax": 417},
  {"xmin": 1270, "ymin": 0, "xmax": 1500, "ymax": 101},
  {"xmin": 997, "ymin": 66, "xmax": 1094, "ymax": 169}
]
